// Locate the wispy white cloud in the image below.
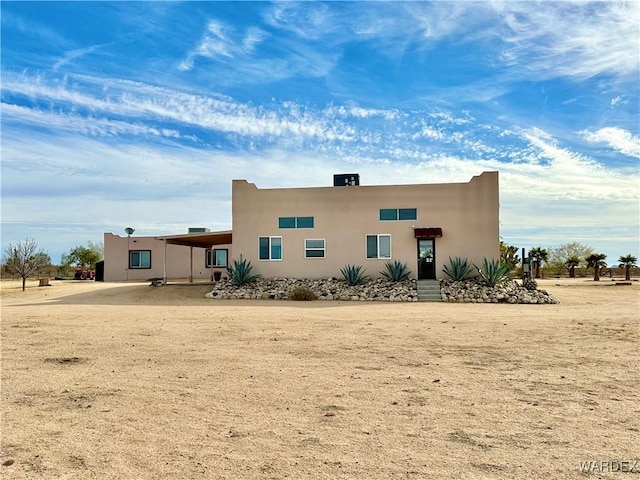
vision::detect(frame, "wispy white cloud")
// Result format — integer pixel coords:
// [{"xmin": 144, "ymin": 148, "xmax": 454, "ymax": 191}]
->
[
  {"xmin": 52, "ymin": 43, "xmax": 110, "ymax": 70},
  {"xmin": 1, "ymin": 103, "xmax": 192, "ymax": 140},
  {"xmin": 580, "ymin": 127, "xmax": 640, "ymax": 159},
  {"xmin": 324, "ymin": 104, "xmax": 400, "ymax": 121},
  {"xmin": 610, "ymin": 96, "xmax": 627, "ymax": 107},
  {"xmin": 264, "ymin": 2, "xmax": 337, "ymax": 40},
  {"xmin": 495, "ymin": 1, "xmax": 639, "ymax": 81},
  {"xmin": 263, "ymin": 1, "xmax": 638, "ymax": 85},
  {"xmin": 2, "ymin": 72, "xmax": 356, "ymax": 142},
  {"xmin": 0, "ymin": 10, "xmax": 69, "ymax": 47},
  {"xmin": 178, "ymin": 19, "xmax": 268, "ymax": 71},
  {"xmin": 4, "ymin": 72, "xmax": 638, "ymax": 188}
]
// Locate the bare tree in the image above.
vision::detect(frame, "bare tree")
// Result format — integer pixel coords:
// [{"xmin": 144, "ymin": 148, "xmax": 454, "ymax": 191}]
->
[{"xmin": 3, "ymin": 239, "xmax": 50, "ymax": 291}]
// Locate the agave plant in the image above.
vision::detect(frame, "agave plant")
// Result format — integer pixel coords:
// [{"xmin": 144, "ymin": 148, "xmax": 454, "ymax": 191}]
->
[
  {"xmin": 473, "ymin": 258, "xmax": 511, "ymax": 287},
  {"xmin": 340, "ymin": 264, "xmax": 369, "ymax": 286},
  {"xmin": 381, "ymin": 260, "xmax": 411, "ymax": 282},
  {"xmin": 442, "ymin": 256, "xmax": 473, "ymax": 281},
  {"xmin": 226, "ymin": 255, "xmax": 261, "ymax": 286}
]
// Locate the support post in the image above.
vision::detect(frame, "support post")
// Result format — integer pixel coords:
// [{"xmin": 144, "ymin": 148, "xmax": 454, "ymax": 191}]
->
[
  {"xmin": 163, "ymin": 239, "xmax": 167, "ymax": 285},
  {"xmin": 189, "ymin": 246, "xmax": 193, "ymax": 283}
]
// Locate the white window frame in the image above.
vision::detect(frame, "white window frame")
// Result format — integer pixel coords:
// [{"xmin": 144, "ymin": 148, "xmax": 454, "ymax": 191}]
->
[
  {"xmin": 259, "ymin": 236, "xmax": 283, "ymax": 261},
  {"xmin": 304, "ymin": 239, "xmax": 326, "ymax": 259},
  {"xmin": 365, "ymin": 234, "xmax": 392, "ymax": 260}
]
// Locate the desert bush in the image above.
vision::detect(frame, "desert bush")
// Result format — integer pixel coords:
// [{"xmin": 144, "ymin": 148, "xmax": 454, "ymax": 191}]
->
[
  {"xmin": 340, "ymin": 264, "xmax": 369, "ymax": 286},
  {"xmin": 474, "ymin": 258, "xmax": 511, "ymax": 287},
  {"xmin": 381, "ymin": 260, "xmax": 411, "ymax": 282},
  {"xmin": 289, "ymin": 286, "xmax": 318, "ymax": 301},
  {"xmin": 226, "ymin": 256, "xmax": 261, "ymax": 286},
  {"xmin": 442, "ymin": 256, "xmax": 473, "ymax": 281}
]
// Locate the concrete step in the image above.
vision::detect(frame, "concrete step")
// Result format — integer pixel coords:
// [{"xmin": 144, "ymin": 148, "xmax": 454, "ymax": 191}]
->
[
  {"xmin": 417, "ymin": 286, "xmax": 441, "ymax": 291},
  {"xmin": 417, "ymin": 296, "xmax": 442, "ymax": 303},
  {"xmin": 416, "ymin": 280, "xmax": 442, "ymax": 302}
]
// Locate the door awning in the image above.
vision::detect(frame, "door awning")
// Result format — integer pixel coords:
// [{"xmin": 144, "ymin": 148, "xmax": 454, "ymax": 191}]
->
[{"xmin": 414, "ymin": 227, "xmax": 443, "ymax": 239}]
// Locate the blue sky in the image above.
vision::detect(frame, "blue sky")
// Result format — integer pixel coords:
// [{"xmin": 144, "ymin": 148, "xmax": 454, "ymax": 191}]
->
[{"xmin": 1, "ymin": 1, "xmax": 638, "ymax": 265}]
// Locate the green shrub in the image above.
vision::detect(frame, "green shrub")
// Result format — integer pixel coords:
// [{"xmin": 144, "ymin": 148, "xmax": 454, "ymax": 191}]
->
[
  {"xmin": 289, "ymin": 286, "xmax": 318, "ymax": 301},
  {"xmin": 226, "ymin": 255, "xmax": 261, "ymax": 286},
  {"xmin": 473, "ymin": 258, "xmax": 511, "ymax": 287},
  {"xmin": 443, "ymin": 256, "xmax": 473, "ymax": 281},
  {"xmin": 340, "ymin": 264, "xmax": 369, "ymax": 286},
  {"xmin": 381, "ymin": 260, "xmax": 411, "ymax": 282}
]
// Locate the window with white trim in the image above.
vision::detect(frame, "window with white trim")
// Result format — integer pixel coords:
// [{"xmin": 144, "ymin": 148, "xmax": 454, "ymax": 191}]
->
[
  {"xmin": 366, "ymin": 235, "xmax": 391, "ymax": 259},
  {"xmin": 129, "ymin": 250, "xmax": 151, "ymax": 268},
  {"xmin": 206, "ymin": 249, "xmax": 228, "ymax": 268},
  {"xmin": 305, "ymin": 239, "xmax": 325, "ymax": 259},
  {"xmin": 259, "ymin": 237, "xmax": 282, "ymax": 260}
]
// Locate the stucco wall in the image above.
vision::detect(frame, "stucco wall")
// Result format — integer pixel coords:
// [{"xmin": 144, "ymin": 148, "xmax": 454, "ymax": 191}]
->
[
  {"xmin": 103, "ymin": 233, "xmax": 230, "ymax": 282},
  {"xmin": 231, "ymin": 172, "xmax": 499, "ymax": 280}
]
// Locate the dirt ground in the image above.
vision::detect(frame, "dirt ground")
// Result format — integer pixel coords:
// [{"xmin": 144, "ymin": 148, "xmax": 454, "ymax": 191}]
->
[{"xmin": 1, "ymin": 278, "xmax": 638, "ymax": 479}]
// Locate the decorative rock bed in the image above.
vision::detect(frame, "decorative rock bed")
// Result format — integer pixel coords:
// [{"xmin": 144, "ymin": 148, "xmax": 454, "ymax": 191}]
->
[
  {"xmin": 440, "ymin": 279, "xmax": 559, "ymax": 304},
  {"xmin": 205, "ymin": 278, "xmax": 419, "ymax": 301},
  {"xmin": 205, "ymin": 277, "xmax": 558, "ymax": 304}
]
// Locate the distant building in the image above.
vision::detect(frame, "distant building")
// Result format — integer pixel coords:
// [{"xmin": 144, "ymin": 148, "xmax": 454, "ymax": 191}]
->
[{"xmin": 103, "ymin": 171, "xmax": 499, "ymax": 282}]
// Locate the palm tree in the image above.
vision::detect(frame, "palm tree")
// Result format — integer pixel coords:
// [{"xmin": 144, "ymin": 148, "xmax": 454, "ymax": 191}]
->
[
  {"xmin": 529, "ymin": 247, "xmax": 549, "ymax": 279},
  {"xmin": 500, "ymin": 241, "xmax": 519, "ymax": 270},
  {"xmin": 585, "ymin": 253, "xmax": 607, "ymax": 281},
  {"xmin": 618, "ymin": 254, "xmax": 637, "ymax": 281},
  {"xmin": 565, "ymin": 255, "xmax": 580, "ymax": 278}
]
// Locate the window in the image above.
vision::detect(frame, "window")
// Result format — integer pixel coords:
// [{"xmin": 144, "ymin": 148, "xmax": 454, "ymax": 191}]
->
[
  {"xmin": 380, "ymin": 208, "xmax": 417, "ymax": 221},
  {"xmin": 259, "ymin": 237, "xmax": 282, "ymax": 260},
  {"xmin": 206, "ymin": 249, "xmax": 228, "ymax": 268},
  {"xmin": 278, "ymin": 217, "xmax": 296, "ymax": 229},
  {"xmin": 305, "ymin": 239, "xmax": 325, "ymax": 258},
  {"xmin": 399, "ymin": 208, "xmax": 417, "ymax": 221},
  {"xmin": 129, "ymin": 250, "xmax": 151, "ymax": 268},
  {"xmin": 379, "ymin": 209, "xmax": 398, "ymax": 221},
  {"xmin": 278, "ymin": 216, "xmax": 314, "ymax": 228},
  {"xmin": 366, "ymin": 235, "xmax": 391, "ymax": 259},
  {"xmin": 296, "ymin": 216, "xmax": 314, "ymax": 228}
]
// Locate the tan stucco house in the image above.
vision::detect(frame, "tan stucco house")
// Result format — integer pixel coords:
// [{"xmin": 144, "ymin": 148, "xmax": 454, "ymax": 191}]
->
[{"xmin": 103, "ymin": 171, "xmax": 499, "ymax": 282}]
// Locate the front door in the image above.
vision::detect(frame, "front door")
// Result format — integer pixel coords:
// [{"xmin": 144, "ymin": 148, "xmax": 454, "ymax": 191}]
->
[{"xmin": 418, "ymin": 239, "xmax": 436, "ymax": 280}]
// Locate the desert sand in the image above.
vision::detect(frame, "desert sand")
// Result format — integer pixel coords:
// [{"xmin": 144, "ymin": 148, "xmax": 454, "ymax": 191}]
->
[{"xmin": 1, "ymin": 278, "xmax": 638, "ymax": 479}]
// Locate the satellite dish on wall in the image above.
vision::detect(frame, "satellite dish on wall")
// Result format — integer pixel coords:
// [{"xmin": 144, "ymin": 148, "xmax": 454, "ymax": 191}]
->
[{"xmin": 125, "ymin": 227, "xmax": 135, "ymax": 236}]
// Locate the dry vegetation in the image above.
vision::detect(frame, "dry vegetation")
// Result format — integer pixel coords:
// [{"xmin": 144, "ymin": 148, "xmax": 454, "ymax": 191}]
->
[{"xmin": 1, "ymin": 279, "xmax": 638, "ymax": 479}]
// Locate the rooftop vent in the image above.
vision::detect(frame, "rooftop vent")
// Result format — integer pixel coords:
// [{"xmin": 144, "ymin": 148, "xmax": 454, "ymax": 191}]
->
[
  {"xmin": 188, "ymin": 227, "xmax": 210, "ymax": 233},
  {"xmin": 333, "ymin": 173, "xmax": 360, "ymax": 187}
]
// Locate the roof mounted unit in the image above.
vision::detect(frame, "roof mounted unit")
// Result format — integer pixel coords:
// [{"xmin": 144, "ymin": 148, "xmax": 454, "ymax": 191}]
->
[
  {"xmin": 188, "ymin": 227, "xmax": 211, "ymax": 233},
  {"xmin": 333, "ymin": 173, "xmax": 360, "ymax": 186}
]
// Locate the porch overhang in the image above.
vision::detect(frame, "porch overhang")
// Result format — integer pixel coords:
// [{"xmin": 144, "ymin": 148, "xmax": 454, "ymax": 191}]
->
[
  {"xmin": 157, "ymin": 230, "xmax": 232, "ymax": 248},
  {"xmin": 414, "ymin": 227, "xmax": 443, "ymax": 239}
]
